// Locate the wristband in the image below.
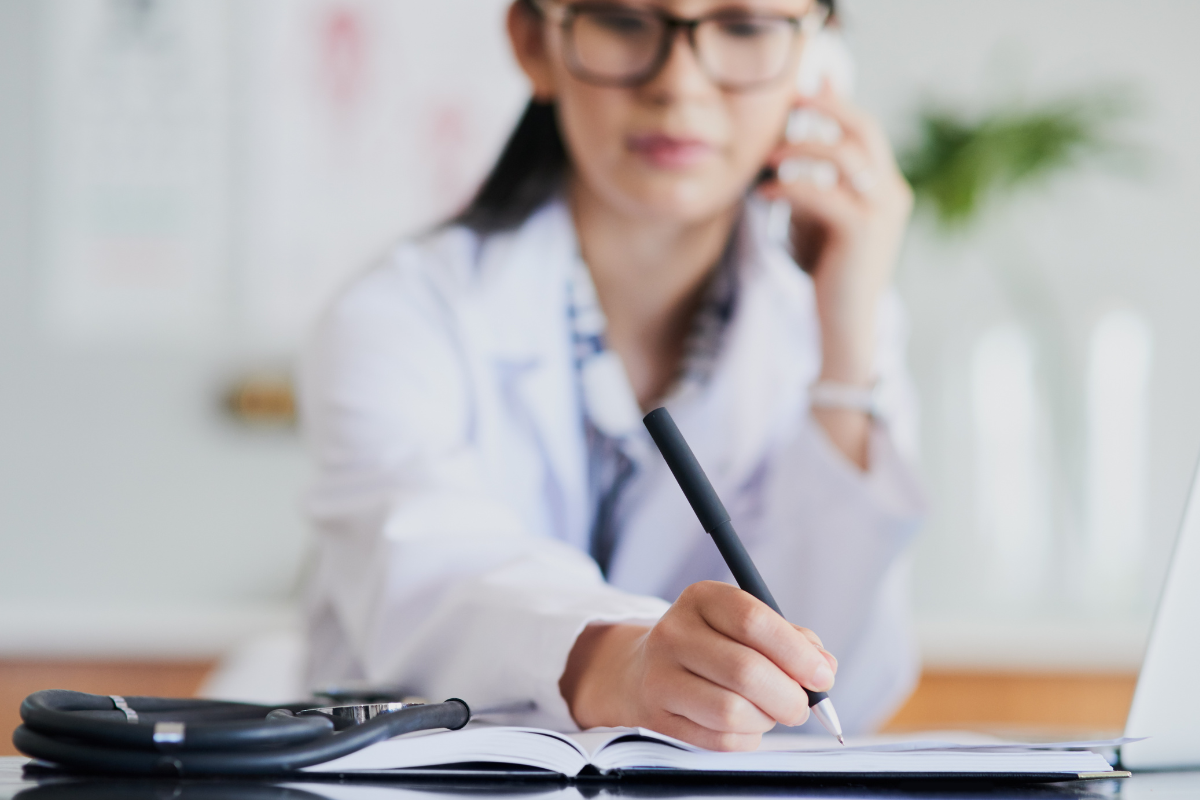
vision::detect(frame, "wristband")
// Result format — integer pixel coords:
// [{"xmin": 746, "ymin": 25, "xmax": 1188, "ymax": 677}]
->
[{"xmin": 809, "ymin": 380, "xmax": 879, "ymax": 416}]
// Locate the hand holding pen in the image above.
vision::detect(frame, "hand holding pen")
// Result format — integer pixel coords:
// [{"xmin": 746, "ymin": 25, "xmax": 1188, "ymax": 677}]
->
[
  {"xmin": 560, "ymin": 579, "xmax": 839, "ymax": 752},
  {"xmin": 558, "ymin": 411, "xmax": 840, "ymax": 752},
  {"xmin": 644, "ymin": 406, "xmax": 845, "ymax": 744}
]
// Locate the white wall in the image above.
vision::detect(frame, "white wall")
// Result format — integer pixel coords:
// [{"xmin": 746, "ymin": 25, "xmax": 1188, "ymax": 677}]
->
[
  {"xmin": 0, "ymin": 0, "xmax": 526, "ymax": 655},
  {"xmin": 2, "ymin": 0, "xmax": 1198, "ymax": 669},
  {"xmin": 0, "ymin": 0, "xmax": 310, "ymax": 652},
  {"xmin": 843, "ymin": 0, "xmax": 1200, "ymax": 666}
]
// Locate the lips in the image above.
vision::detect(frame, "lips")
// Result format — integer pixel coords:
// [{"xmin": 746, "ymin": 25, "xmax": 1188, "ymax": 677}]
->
[{"xmin": 626, "ymin": 133, "xmax": 714, "ymax": 169}]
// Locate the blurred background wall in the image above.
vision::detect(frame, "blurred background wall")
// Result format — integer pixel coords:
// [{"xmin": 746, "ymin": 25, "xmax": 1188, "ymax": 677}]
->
[{"xmin": 0, "ymin": 0, "xmax": 1197, "ymax": 681}]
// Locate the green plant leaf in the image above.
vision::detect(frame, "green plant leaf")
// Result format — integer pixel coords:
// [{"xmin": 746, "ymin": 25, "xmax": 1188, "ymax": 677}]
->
[{"xmin": 899, "ymin": 89, "xmax": 1137, "ymax": 230}]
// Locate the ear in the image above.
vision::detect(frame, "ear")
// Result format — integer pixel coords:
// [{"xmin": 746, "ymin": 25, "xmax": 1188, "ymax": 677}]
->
[{"xmin": 507, "ymin": 1, "xmax": 556, "ymax": 102}]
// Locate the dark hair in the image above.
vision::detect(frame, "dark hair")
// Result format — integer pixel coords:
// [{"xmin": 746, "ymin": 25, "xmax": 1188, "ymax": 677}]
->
[
  {"xmin": 453, "ymin": 0, "xmax": 837, "ymax": 235},
  {"xmin": 453, "ymin": 99, "xmax": 568, "ymax": 235}
]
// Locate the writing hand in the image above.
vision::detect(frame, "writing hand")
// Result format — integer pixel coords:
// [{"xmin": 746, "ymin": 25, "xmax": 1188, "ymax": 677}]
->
[{"xmin": 560, "ymin": 581, "xmax": 837, "ymax": 751}]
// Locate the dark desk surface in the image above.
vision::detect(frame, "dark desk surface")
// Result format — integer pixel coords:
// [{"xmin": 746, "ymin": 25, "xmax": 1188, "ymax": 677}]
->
[{"xmin": 2, "ymin": 758, "xmax": 1197, "ymax": 800}]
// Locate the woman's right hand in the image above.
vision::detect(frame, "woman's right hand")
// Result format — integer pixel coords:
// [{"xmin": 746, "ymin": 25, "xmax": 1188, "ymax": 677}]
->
[{"xmin": 559, "ymin": 581, "xmax": 838, "ymax": 751}]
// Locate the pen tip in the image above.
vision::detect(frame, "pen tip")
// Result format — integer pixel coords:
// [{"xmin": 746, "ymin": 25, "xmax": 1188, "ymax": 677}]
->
[{"xmin": 837, "ymin": 735, "xmax": 844, "ymax": 745}]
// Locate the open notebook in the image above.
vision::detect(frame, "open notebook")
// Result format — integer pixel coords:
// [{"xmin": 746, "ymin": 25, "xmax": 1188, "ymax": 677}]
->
[{"xmin": 302, "ymin": 725, "xmax": 1130, "ymax": 782}]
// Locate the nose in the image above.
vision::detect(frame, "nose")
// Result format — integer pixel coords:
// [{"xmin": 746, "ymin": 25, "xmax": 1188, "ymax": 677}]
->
[{"xmin": 640, "ymin": 25, "xmax": 715, "ymax": 101}]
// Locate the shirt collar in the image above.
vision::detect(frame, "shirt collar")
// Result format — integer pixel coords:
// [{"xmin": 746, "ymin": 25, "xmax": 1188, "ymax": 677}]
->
[{"xmin": 567, "ymin": 208, "xmax": 746, "ymax": 446}]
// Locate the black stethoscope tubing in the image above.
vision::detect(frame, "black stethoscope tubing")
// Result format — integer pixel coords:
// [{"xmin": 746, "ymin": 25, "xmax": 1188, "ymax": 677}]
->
[{"xmin": 13, "ymin": 690, "xmax": 471, "ymax": 776}]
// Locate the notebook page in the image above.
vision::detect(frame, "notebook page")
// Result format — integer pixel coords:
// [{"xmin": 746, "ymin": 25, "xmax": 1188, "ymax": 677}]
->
[
  {"xmin": 282, "ymin": 785, "xmax": 587, "ymax": 800},
  {"xmin": 589, "ymin": 743, "xmax": 1115, "ymax": 774},
  {"xmin": 304, "ymin": 725, "xmax": 590, "ymax": 775},
  {"xmin": 584, "ymin": 729, "xmax": 1121, "ymax": 774},
  {"xmin": 567, "ymin": 727, "xmax": 654, "ymax": 758},
  {"xmin": 301, "ymin": 725, "xmax": 1136, "ymax": 775},
  {"xmin": 588, "ymin": 727, "xmax": 1137, "ymax": 754},
  {"xmin": 755, "ymin": 731, "xmax": 1143, "ymax": 753}
]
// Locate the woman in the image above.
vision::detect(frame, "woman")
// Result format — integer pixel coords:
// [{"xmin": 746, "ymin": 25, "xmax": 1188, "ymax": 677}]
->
[{"xmin": 302, "ymin": 0, "xmax": 923, "ymax": 751}]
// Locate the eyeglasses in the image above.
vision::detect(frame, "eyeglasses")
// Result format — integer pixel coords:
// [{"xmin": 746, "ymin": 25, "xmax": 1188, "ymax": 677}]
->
[{"xmin": 531, "ymin": 1, "xmax": 828, "ymax": 91}]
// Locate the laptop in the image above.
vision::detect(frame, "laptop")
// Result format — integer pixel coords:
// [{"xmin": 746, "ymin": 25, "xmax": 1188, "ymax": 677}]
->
[{"xmin": 1120, "ymin": 455, "xmax": 1200, "ymax": 769}]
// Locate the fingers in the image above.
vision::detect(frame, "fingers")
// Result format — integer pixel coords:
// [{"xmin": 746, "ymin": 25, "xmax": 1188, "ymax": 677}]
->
[
  {"xmin": 632, "ymin": 582, "xmax": 840, "ymax": 751},
  {"xmin": 647, "ymin": 712, "xmax": 763, "ymax": 753},
  {"xmin": 672, "ymin": 623, "xmax": 811, "ymax": 727},
  {"xmin": 692, "ymin": 582, "xmax": 836, "ymax": 695},
  {"xmin": 770, "ymin": 140, "xmax": 864, "ymax": 174},
  {"xmin": 794, "ymin": 625, "xmax": 824, "ymax": 650},
  {"xmin": 759, "ymin": 119, "xmax": 911, "ymax": 242},
  {"xmin": 758, "ymin": 172, "xmax": 862, "ymax": 233},
  {"xmin": 795, "ymin": 625, "xmax": 838, "ymax": 674},
  {"xmin": 793, "ymin": 80, "xmax": 894, "ymax": 165},
  {"xmin": 767, "ymin": 140, "xmax": 874, "ymax": 201},
  {"xmin": 655, "ymin": 667, "xmax": 778, "ymax": 734}
]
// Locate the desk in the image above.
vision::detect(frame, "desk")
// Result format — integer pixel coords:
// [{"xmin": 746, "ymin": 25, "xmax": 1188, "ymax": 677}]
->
[
  {"xmin": 2, "ymin": 758, "xmax": 1196, "ymax": 800},
  {"xmin": 0, "ymin": 664, "xmax": 1140, "ymax": 758}
]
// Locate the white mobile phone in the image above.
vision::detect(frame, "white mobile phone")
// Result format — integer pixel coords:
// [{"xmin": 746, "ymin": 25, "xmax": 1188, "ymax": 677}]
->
[
  {"xmin": 767, "ymin": 27, "xmax": 856, "ymax": 244},
  {"xmin": 796, "ymin": 25, "xmax": 855, "ymax": 100}
]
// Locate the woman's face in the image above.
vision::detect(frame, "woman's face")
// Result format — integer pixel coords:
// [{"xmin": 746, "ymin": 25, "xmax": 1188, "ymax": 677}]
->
[{"xmin": 512, "ymin": 0, "xmax": 817, "ymax": 225}]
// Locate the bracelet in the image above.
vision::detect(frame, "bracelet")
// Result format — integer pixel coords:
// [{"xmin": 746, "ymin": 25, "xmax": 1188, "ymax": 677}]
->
[{"xmin": 809, "ymin": 380, "xmax": 878, "ymax": 416}]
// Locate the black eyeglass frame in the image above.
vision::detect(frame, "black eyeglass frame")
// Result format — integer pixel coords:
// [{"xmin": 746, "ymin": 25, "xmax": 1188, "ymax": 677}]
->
[{"xmin": 529, "ymin": 0, "xmax": 828, "ymax": 91}]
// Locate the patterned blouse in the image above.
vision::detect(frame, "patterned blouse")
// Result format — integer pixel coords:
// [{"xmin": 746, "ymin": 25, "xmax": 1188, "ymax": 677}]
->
[{"xmin": 568, "ymin": 223, "xmax": 741, "ymax": 576}]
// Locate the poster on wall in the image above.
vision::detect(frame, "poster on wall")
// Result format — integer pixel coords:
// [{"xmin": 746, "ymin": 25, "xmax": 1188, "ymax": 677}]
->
[
  {"xmin": 39, "ymin": 0, "xmax": 231, "ymax": 346},
  {"xmin": 237, "ymin": 0, "xmax": 527, "ymax": 348}
]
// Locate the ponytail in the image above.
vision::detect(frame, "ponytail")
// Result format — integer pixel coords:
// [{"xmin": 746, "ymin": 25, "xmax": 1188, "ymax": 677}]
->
[{"xmin": 452, "ymin": 99, "xmax": 568, "ymax": 235}]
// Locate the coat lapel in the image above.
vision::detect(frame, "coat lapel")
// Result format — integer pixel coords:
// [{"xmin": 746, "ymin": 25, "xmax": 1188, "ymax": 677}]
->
[
  {"xmin": 465, "ymin": 201, "xmax": 591, "ymax": 552},
  {"xmin": 456, "ymin": 198, "xmax": 818, "ymax": 583}
]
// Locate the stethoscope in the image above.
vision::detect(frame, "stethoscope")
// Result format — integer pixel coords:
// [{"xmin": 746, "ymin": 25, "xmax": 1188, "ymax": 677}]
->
[{"xmin": 13, "ymin": 689, "xmax": 476, "ymax": 776}]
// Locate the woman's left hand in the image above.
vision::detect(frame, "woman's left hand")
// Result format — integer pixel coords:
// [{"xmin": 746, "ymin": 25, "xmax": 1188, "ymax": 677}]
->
[{"xmin": 757, "ymin": 81, "xmax": 913, "ymax": 389}]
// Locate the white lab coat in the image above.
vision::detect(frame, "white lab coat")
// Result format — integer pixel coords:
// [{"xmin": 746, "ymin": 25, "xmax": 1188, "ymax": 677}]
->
[{"xmin": 301, "ymin": 197, "xmax": 926, "ymax": 735}]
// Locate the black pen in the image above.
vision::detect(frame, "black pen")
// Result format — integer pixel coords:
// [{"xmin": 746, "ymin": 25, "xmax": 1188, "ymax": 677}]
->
[{"xmin": 643, "ymin": 406, "xmax": 844, "ymax": 744}]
